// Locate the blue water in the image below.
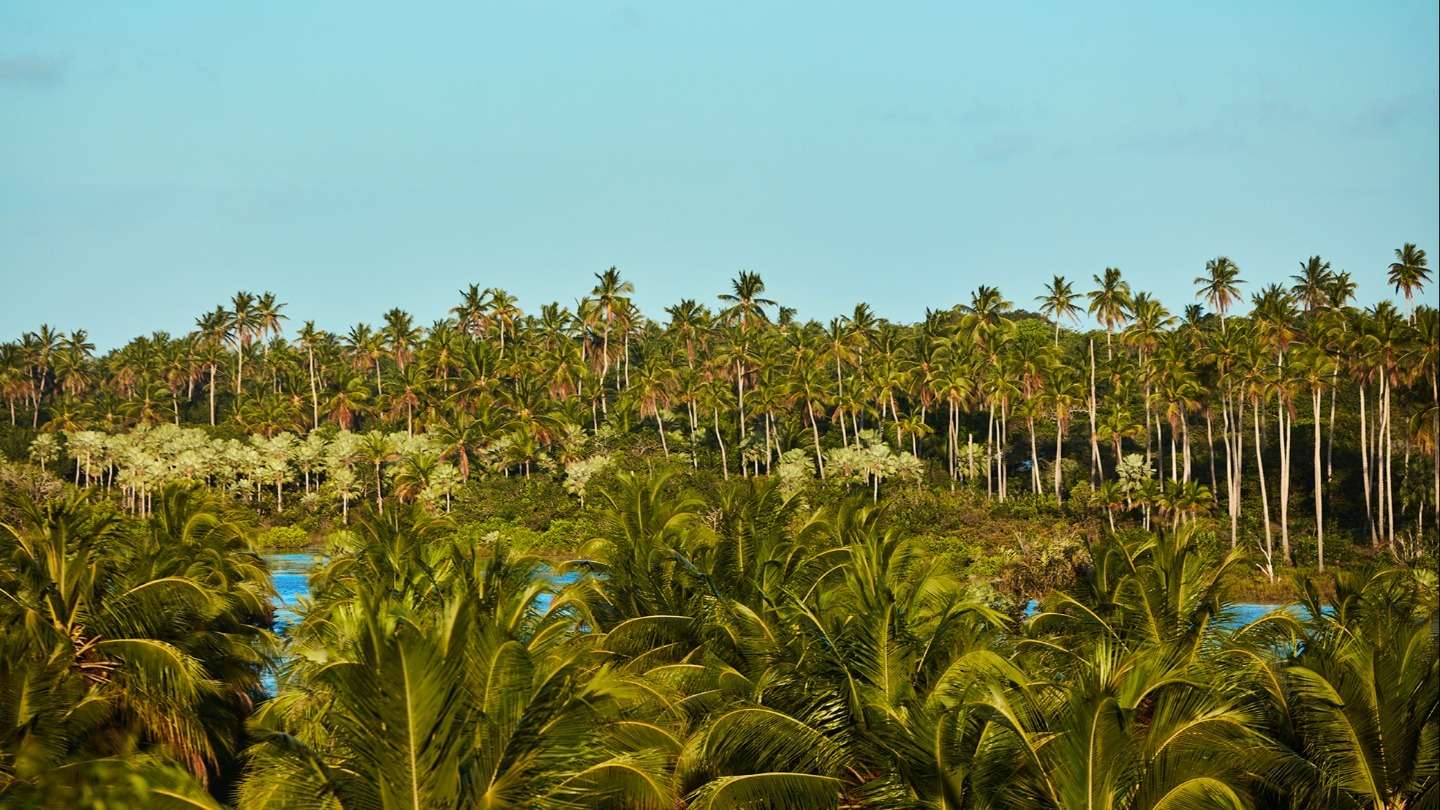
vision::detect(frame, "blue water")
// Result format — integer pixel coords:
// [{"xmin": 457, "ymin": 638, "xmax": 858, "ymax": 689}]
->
[
  {"xmin": 1022, "ymin": 598, "xmax": 1313, "ymax": 627},
  {"xmin": 266, "ymin": 552, "xmax": 316, "ymax": 633},
  {"xmin": 268, "ymin": 552, "xmax": 1304, "ymax": 637},
  {"xmin": 264, "ymin": 553, "xmax": 580, "ymax": 625}
]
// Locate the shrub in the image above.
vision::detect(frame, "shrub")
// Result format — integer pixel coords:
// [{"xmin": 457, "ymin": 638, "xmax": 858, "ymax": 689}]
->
[{"xmin": 256, "ymin": 525, "xmax": 311, "ymax": 550}]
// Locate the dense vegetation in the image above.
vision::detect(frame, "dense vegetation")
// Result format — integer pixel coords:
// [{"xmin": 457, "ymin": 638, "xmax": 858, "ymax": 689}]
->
[
  {"xmin": 2, "ymin": 477, "xmax": 1435, "ymax": 807},
  {"xmin": 4, "ymin": 248, "xmax": 1438, "ymax": 575},
  {"xmin": 1, "ymin": 249, "xmax": 1436, "ymax": 807}
]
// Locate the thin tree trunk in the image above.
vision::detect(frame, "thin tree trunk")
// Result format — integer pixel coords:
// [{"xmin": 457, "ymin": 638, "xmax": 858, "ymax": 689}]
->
[
  {"xmin": 1326, "ymin": 369, "xmax": 1338, "ymax": 480},
  {"xmin": 1089, "ymin": 340, "xmax": 1102, "ymax": 482},
  {"xmin": 1054, "ymin": 415, "xmax": 1065, "ymax": 500},
  {"xmin": 1312, "ymin": 387, "xmax": 1324, "ymax": 571},
  {"xmin": 985, "ymin": 405, "xmax": 994, "ymax": 499},
  {"xmin": 1028, "ymin": 415, "xmax": 1041, "ymax": 494},
  {"xmin": 947, "ymin": 400, "xmax": 957, "ymax": 482},
  {"xmin": 1278, "ymin": 392, "xmax": 1291, "ymax": 565},
  {"xmin": 808, "ymin": 400, "xmax": 825, "ymax": 479},
  {"xmin": 1252, "ymin": 397, "xmax": 1274, "ymax": 580},
  {"xmin": 1359, "ymin": 381, "xmax": 1375, "ymax": 546},
  {"xmin": 1181, "ymin": 414, "xmax": 1192, "ymax": 483},
  {"xmin": 1384, "ymin": 376, "xmax": 1395, "ymax": 546},
  {"xmin": 714, "ymin": 408, "xmax": 729, "ymax": 480},
  {"xmin": 308, "ymin": 347, "xmax": 319, "ymax": 430}
]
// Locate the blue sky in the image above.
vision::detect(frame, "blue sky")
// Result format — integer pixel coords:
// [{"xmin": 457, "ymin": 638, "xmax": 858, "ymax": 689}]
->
[{"xmin": 2, "ymin": 1, "xmax": 1436, "ymax": 348}]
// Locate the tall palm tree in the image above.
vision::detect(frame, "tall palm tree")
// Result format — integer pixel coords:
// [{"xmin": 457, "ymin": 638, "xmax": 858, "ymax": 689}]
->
[
  {"xmin": 1387, "ymin": 242, "xmax": 1430, "ymax": 319},
  {"xmin": 1037, "ymin": 274, "xmax": 1083, "ymax": 346},
  {"xmin": 1087, "ymin": 267, "xmax": 1131, "ymax": 358},
  {"xmin": 717, "ymin": 270, "xmax": 777, "ymax": 331},
  {"xmin": 296, "ymin": 320, "xmax": 323, "ymax": 430},
  {"xmin": 1195, "ymin": 256, "xmax": 1244, "ymax": 333},
  {"xmin": 227, "ymin": 292, "xmax": 260, "ymax": 399},
  {"xmin": 590, "ymin": 267, "xmax": 634, "ymax": 402},
  {"xmin": 1290, "ymin": 255, "xmax": 1334, "ymax": 315}
]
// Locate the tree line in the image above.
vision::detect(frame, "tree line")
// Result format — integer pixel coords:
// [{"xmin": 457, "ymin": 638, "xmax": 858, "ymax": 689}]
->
[{"xmin": 4, "ymin": 247, "xmax": 1437, "ymax": 570}]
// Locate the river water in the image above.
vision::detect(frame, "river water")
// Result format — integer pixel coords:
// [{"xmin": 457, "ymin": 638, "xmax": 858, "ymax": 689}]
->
[{"xmin": 264, "ymin": 552, "xmax": 1299, "ymax": 635}]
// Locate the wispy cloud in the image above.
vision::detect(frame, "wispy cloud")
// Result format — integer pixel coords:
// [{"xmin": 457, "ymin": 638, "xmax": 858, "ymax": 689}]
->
[{"xmin": 0, "ymin": 54, "xmax": 69, "ymax": 88}]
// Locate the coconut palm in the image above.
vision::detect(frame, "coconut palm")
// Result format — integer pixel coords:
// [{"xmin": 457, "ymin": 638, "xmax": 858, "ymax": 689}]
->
[
  {"xmin": 1387, "ymin": 242, "xmax": 1430, "ymax": 319},
  {"xmin": 1087, "ymin": 267, "xmax": 1131, "ymax": 358},
  {"xmin": 1037, "ymin": 274, "xmax": 1083, "ymax": 346},
  {"xmin": 1195, "ymin": 256, "xmax": 1244, "ymax": 332}
]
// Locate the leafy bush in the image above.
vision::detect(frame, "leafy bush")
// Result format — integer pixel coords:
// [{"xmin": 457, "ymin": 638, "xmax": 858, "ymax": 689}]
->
[{"xmin": 256, "ymin": 525, "xmax": 311, "ymax": 550}]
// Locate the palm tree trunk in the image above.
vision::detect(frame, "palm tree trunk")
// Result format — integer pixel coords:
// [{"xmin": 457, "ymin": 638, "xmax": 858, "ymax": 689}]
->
[
  {"xmin": 1278, "ymin": 395, "xmax": 1291, "ymax": 565},
  {"xmin": 808, "ymin": 400, "xmax": 825, "ymax": 479},
  {"xmin": 765, "ymin": 410, "xmax": 775, "ymax": 473},
  {"xmin": 1252, "ymin": 397, "xmax": 1274, "ymax": 580},
  {"xmin": 1000, "ymin": 402, "xmax": 1009, "ymax": 502},
  {"xmin": 714, "ymin": 408, "xmax": 729, "ymax": 480},
  {"xmin": 1181, "ymin": 414, "xmax": 1192, "ymax": 483},
  {"xmin": 735, "ymin": 360, "xmax": 746, "ymax": 444},
  {"xmin": 1054, "ymin": 415, "xmax": 1065, "ymax": 500},
  {"xmin": 947, "ymin": 400, "xmax": 957, "ymax": 482},
  {"xmin": 1359, "ymin": 381, "xmax": 1375, "ymax": 546},
  {"xmin": 985, "ymin": 405, "xmax": 994, "ymax": 499},
  {"xmin": 1143, "ymin": 379, "xmax": 1154, "ymax": 470},
  {"xmin": 689, "ymin": 401, "xmax": 699, "ymax": 469},
  {"xmin": 1224, "ymin": 389, "xmax": 1241, "ymax": 549},
  {"xmin": 1312, "ymin": 387, "xmax": 1324, "ymax": 571},
  {"xmin": 890, "ymin": 393, "xmax": 902, "ymax": 448},
  {"xmin": 1384, "ymin": 376, "xmax": 1395, "ymax": 546},
  {"xmin": 1205, "ymin": 408, "xmax": 1217, "ymax": 486},
  {"xmin": 1326, "ymin": 367, "xmax": 1338, "ymax": 480},
  {"xmin": 209, "ymin": 363, "xmax": 217, "ymax": 426},
  {"xmin": 308, "ymin": 347, "xmax": 319, "ymax": 430},
  {"xmin": 1089, "ymin": 340, "xmax": 1102, "ymax": 482},
  {"xmin": 1432, "ymin": 373, "xmax": 1439, "ymax": 527},
  {"xmin": 1028, "ymin": 415, "xmax": 1041, "ymax": 494}
]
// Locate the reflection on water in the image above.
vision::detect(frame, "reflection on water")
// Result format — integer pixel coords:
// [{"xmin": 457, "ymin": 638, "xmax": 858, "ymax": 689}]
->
[{"xmin": 266, "ymin": 552, "xmax": 317, "ymax": 634}]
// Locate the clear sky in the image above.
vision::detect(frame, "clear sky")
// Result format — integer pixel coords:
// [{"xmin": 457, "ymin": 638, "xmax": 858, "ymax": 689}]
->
[{"xmin": 3, "ymin": 1, "xmax": 1437, "ymax": 348}]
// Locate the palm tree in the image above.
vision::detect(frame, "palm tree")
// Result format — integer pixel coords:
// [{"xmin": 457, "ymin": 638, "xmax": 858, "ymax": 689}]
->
[
  {"xmin": 295, "ymin": 320, "xmax": 323, "ymax": 430},
  {"xmin": 1295, "ymin": 343, "xmax": 1335, "ymax": 569},
  {"xmin": 1195, "ymin": 256, "xmax": 1244, "ymax": 332},
  {"xmin": 0, "ymin": 487, "xmax": 273, "ymax": 800},
  {"xmin": 717, "ymin": 270, "xmax": 777, "ymax": 331},
  {"xmin": 788, "ymin": 352, "xmax": 831, "ymax": 478},
  {"xmin": 591, "ymin": 267, "xmax": 634, "ymax": 401},
  {"xmin": 357, "ymin": 430, "xmax": 397, "ymax": 513},
  {"xmin": 381, "ymin": 307, "xmax": 420, "ymax": 372},
  {"xmin": 227, "ymin": 291, "xmax": 260, "ymax": 399},
  {"xmin": 1290, "ymin": 255, "xmax": 1334, "ymax": 314},
  {"xmin": 1037, "ymin": 274, "xmax": 1083, "ymax": 345},
  {"xmin": 1087, "ymin": 267, "xmax": 1131, "ymax": 358},
  {"xmin": 1388, "ymin": 242, "xmax": 1430, "ymax": 319}
]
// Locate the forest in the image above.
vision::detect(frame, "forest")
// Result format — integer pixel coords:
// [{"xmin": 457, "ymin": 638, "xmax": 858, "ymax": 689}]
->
[{"xmin": 1, "ymin": 249, "xmax": 1436, "ymax": 808}]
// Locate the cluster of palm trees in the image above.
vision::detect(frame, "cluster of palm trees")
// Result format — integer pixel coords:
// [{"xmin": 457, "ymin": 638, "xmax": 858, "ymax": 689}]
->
[
  {"xmin": 0, "ymin": 487, "xmax": 275, "ymax": 807},
  {"xmin": 2, "ymin": 468, "xmax": 1434, "ymax": 807},
  {"xmin": 5, "ymin": 247, "xmax": 1437, "ymax": 567},
  {"xmin": 244, "ymin": 473, "xmax": 1436, "ymax": 808}
]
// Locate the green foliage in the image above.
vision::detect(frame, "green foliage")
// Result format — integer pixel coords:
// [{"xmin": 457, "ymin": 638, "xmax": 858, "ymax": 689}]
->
[
  {"xmin": 256, "ymin": 525, "xmax": 311, "ymax": 550},
  {"xmin": 0, "ymin": 485, "xmax": 276, "ymax": 804},
  {"xmin": 2, "ymin": 473, "xmax": 1436, "ymax": 807}
]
